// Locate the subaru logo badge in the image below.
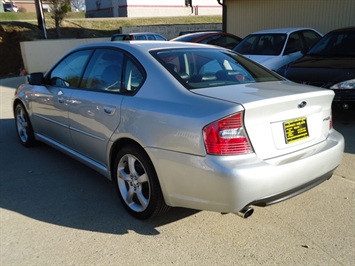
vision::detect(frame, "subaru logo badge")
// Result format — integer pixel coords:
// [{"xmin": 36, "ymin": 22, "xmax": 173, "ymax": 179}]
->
[{"xmin": 297, "ymin": 101, "xmax": 307, "ymax": 108}]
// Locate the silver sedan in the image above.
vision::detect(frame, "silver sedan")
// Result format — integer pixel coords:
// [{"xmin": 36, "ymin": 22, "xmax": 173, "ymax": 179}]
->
[{"xmin": 13, "ymin": 41, "xmax": 344, "ymax": 219}]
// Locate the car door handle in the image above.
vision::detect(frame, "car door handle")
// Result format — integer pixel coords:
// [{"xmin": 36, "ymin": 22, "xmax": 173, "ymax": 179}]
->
[
  {"xmin": 58, "ymin": 97, "xmax": 65, "ymax": 104},
  {"xmin": 104, "ymin": 106, "xmax": 116, "ymax": 115}
]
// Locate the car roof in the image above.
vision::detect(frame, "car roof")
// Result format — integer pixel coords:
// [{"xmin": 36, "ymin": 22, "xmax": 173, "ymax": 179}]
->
[
  {"xmin": 327, "ymin": 26, "xmax": 355, "ymax": 33},
  {"xmin": 70, "ymin": 40, "xmax": 223, "ymax": 54},
  {"xmin": 249, "ymin": 27, "xmax": 319, "ymax": 34},
  {"xmin": 171, "ymin": 31, "xmax": 240, "ymax": 42},
  {"xmin": 113, "ymin": 32, "xmax": 163, "ymax": 36}
]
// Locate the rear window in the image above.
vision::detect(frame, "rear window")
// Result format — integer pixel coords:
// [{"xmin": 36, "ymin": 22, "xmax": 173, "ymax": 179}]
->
[{"xmin": 151, "ymin": 48, "xmax": 282, "ymax": 89}]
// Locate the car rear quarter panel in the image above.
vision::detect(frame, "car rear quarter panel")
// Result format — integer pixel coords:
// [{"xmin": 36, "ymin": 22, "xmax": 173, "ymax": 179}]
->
[{"xmin": 113, "ymin": 74, "xmax": 242, "ymax": 156}]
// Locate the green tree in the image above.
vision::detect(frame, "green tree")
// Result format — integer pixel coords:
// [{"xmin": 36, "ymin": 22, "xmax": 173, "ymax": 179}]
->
[{"xmin": 49, "ymin": 0, "xmax": 71, "ymax": 38}]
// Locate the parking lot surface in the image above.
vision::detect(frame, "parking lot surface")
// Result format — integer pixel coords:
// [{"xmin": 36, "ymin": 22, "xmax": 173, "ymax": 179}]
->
[{"xmin": 1, "ymin": 77, "xmax": 354, "ymax": 265}]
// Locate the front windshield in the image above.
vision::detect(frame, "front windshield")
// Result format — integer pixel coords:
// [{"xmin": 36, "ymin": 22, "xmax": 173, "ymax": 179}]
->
[
  {"xmin": 307, "ymin": 30, "xmax": 355, "ymax": 57},
  {"xmin": 151, "ymin": 48, "xmax": 282, "ymax": 89},
  {"xmin": 234, "ymin": 34, "xmax": 286, "ymax": 56}
]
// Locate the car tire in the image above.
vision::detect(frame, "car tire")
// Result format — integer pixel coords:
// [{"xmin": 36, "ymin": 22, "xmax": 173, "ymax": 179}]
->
[
  {"xmin": 14, "ymin": 103, "xmax": 36, "ymax": 147},
  {"xmin": 113, "ymin": 144, "xmax": 169, "ymax": 219}
]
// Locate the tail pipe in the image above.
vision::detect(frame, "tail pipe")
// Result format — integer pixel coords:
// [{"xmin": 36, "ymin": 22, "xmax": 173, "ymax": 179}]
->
[{"xmin": 237, "ymin": 207, "xmax": 254, "ymax": 219}]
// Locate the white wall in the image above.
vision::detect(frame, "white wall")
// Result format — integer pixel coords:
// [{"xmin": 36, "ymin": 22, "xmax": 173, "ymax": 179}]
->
[
  {"xmin": 20, "ymin": 23, "xmax": 221, "ymax": 73},
  {"xmin": 20, "ymin": 38, "xmax": 109, "ymax": 73}
]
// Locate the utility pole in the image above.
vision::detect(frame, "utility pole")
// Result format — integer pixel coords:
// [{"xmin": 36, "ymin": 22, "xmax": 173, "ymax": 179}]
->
[{"xmin": 34, "ymin": 0, "xmax": 48, "ymax": 39}]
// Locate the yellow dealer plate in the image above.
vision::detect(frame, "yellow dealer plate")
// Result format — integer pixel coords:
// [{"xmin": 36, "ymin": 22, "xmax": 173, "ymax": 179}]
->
[{"xmin": 283, "ymin": 117, "xmax": 309, "ymax": 144}]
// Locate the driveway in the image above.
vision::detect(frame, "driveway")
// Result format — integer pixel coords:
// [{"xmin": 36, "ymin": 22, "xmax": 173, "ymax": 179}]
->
[{"xmin": 1, "ymin": 77, "xmax": 354, "ymax": 265}]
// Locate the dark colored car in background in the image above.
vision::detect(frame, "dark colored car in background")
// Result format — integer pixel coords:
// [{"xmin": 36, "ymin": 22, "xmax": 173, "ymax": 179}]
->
[
  {"xmin": 111, "ymin": 32, "xmax": 167, "ymax": 41},
  {"xmin": 171, "ymin": 31, "xmax": 242, "ymax": 49},
  {"xmin": 278, "ymin": 27, "xmax": 355, "ymax": 110},
  {"xmin": 178, "ymin": 30, "xmax": 222, "ymax": 36}
]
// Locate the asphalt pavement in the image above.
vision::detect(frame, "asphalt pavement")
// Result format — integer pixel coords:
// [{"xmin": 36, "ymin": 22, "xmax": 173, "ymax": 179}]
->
[{"xmin": 1, "ymin": 77, "xmax": 354, "ymax": 265}]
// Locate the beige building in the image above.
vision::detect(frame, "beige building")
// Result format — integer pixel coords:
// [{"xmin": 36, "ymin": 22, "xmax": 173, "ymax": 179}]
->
[{"xmin": 223, "ymin": 0, "xmax": 355, "ymax": 37}]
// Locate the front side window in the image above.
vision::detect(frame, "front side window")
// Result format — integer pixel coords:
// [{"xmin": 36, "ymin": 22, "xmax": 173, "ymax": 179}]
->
[
  {"xmin": 134, "ymin": 35, "xmax": 147, "ymax": 40},
  {"xmin": 49, "ymin": 50, "xmax": 92, "ymax": 88},
  {"xmin": 284, "ymin": 32, "xmax": 301, "ymax": 54},
  {"xmin": 152, "ymin": 48, "xmax": 282, "ymax": 89}
]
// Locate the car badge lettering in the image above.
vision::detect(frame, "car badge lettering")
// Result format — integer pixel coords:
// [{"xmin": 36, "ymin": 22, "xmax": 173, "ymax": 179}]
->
[{"xmin": 297, "ymin": 101, "xmax": 307, "ymax": 108}]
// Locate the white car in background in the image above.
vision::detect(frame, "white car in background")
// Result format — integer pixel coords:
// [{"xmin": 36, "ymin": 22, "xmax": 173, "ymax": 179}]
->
[{"xmin": 233, "ymin": 28, "xmax": 322, "ymax": 71}]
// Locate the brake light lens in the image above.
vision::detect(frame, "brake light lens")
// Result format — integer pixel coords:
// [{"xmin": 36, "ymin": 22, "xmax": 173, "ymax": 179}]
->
[{"xmin": 203, "ymin": 112, "xmax": 254, "ymax": 155}]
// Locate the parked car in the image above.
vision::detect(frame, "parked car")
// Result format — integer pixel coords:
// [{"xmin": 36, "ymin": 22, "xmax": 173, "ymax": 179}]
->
[
  {"xmin": 171, "ymin": 31, "xmax": 242, "ymax": 49},
  {"xmin": 13, "ymin": 41, "xmax": 344, "ymax": 220},
  {"xmin": 178, "ymin": 30, "xmax": 222, "ymax": 36},
  {"xmin": 3, "ymin": 2, "xmax": 18, "ymax": 12},
  {"xmin": 233, "ymin": 28, "xmax": 322, "ymax": 71},
  {"xmin": 111, "ymin": 32, "xmax": 166, "ymax": 41},
  {"xmin": 277, "ymin": 27, "xmax": 355, "ymax": 110}
]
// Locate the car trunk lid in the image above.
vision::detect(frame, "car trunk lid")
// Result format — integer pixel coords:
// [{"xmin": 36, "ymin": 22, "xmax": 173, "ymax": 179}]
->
[{"xmin": 192, "ymin": 81, "xmax": 334, "ymax": 160}]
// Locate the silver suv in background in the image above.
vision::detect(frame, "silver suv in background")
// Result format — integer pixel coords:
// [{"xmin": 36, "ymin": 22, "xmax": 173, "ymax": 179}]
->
[{"xmin": 3, "ymin": 2, "xmax": 19, "ymax": 12}]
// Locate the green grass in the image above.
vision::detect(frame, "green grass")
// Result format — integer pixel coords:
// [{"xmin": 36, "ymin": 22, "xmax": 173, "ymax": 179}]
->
[
  {"xmin": 0, "ymin": 12, "xmax": 221, "ymax": 29},
  {"xmin": 0, "ymin": 11, "xmax": 86, "ymax": 21}
]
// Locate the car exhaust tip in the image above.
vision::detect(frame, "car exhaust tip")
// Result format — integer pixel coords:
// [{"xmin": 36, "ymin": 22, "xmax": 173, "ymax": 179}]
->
[{"xmin": 236, "ymin": 207, "xmax": 254, "ymax": 219}]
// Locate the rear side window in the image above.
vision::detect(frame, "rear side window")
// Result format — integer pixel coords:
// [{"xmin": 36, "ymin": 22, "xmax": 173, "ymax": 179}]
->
[
  {"xmin": 202, "ymin": 35, "xmax": 241, "ymax": 49},
  {"xmin": 79, "ymin": 48, "xmax": 145, "ymax": 94},
  {"xmin": 81, "ymin": 49, "xmax": 124, "ymax": 92},
  {"xmin": 49, "ymin": 50, "xmax": 92, "ymax": 88},
  {"xmin": 123, "ymin": 58, "xmax": 145, "ymax": 93},
  {"xmin": 154, "ymin": 34, "xmax": 166, "ymax": 40}
]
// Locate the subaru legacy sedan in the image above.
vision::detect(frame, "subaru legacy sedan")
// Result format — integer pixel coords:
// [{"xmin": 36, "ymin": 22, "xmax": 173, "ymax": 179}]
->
[{"xmin": 13, "ymin": 41, "xmax": 344, "ymax": 220}]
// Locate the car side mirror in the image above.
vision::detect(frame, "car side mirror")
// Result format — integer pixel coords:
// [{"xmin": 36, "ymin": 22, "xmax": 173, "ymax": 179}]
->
[{"xmin": 27, "ymin": 72, "xmax": 44, "ymax": 85}]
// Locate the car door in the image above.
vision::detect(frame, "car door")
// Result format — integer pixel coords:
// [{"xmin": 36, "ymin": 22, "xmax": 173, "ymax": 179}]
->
[
  {"xmin": 30, "ymin": 49, "xmax": 93, "ymax": 146},
  {"xmin": 68, "ymin": 48, "xmax": 145, "ymax": 166}
]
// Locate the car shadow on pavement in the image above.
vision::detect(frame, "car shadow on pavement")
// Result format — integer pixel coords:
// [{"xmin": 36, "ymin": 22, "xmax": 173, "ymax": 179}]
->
[{"xmin": 0, "ymin": 118, "xmax": 199, "ymax": 236}]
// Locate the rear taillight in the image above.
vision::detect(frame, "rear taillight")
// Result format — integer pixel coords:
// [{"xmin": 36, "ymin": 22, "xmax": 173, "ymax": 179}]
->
[{"xmin": 203, "ymin": 112, "xmax": 253, "ymax": 155}]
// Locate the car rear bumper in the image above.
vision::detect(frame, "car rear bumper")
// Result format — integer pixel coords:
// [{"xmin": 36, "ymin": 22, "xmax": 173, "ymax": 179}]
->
[{"xmin": 148, "ymin": 129, "xmax": 344, "ymax": 214}]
